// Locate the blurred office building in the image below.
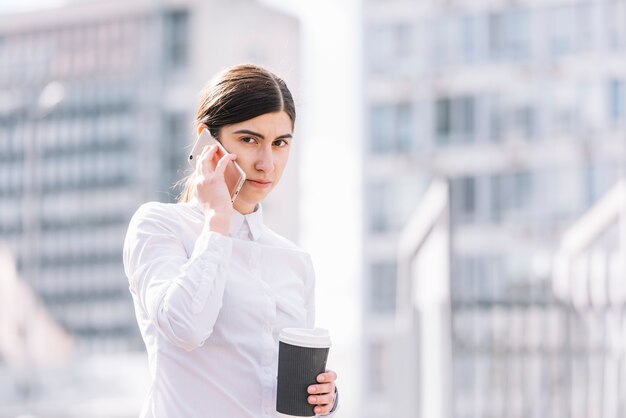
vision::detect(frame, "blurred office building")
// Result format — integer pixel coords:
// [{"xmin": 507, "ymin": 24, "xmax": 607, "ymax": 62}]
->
[
  {"xmin": 362, "ymin": 0, "xmax": 626, "ymax": 417},
  {"xmin": 0, "ymin": 0, "xmax": 299, "ymax": 356}
]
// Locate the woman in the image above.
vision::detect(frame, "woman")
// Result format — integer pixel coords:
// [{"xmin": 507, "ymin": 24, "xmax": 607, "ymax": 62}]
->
[{"xmin": 123, "ymin": 64, "xmax": 338, "ymax": 417}]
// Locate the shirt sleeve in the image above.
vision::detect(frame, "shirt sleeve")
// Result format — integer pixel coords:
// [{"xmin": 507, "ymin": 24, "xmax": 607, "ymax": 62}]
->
[{"xmin": 123, "ymin": 202, "xmax": 233, "ymax": 352}]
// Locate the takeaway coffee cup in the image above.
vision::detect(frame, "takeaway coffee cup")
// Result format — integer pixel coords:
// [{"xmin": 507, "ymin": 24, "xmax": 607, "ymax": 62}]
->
[{"xmin": 276, "ymin": 328, "xmax": 331, "ymax": 417}]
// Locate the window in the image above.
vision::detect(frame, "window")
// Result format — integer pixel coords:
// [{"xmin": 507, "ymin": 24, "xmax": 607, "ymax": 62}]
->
[
  {"xmin": 368, "ymin": 23, "xmax": 413, "ymax": 73},
  {"xmin": 489, "ymin": 91, "xmax": 537, "ymax": 142},
  {"xmin": 461, "ymin": 15, "xmax": 481, "ymax": 64},
  {"xmin": 489, "ymin": 9, "xmax": 530, "ymax": 60},
  {"xmin": 607, "ymin": 0, "xmax": 626, "ymax": 49},
  {"xmin": 164, "ymin": 10, "xmax": 189, "ymax": 71},
  {"xmin": 431, "ymin": 14, "xmax": 483, "ymax": 67},
  {"xmin": 434, "ymin": 95, "xmax": 476, "ymax": 144},
  {"xmin": 431, "ymin": 16, "xmax": 456, "ymax": 67},
  {"xmin": 369, "ymin": 262, "xmax": 397, "ymax": 313},
  {"xmin": 490, "ymin": 171, "xmax": 533, "ymax": 222},
  {"xmin": 370, "ymin": 102, "xmax": 413, "ymax": 153},
  {"xmin": 549, "ymin": 84, "xmax": 578, "ymax": 134},
  {"xmin": 451, "ymin": 176, "xmax": 476, "ymax": 224},
  {"xmin": 549, "ymin": 5, "xmax": 577, "ymax": 55},
  {"xmin": 548, "ymin": 3, "xmax": 593, "ymax": 56},
  {"xmin": 369, "ymin": 179, "xmax": 425, "ymax": 233},
  {"xmin": 511, "ymin": 105, "xmax": 536, "ymax": 139},
  {"xmin": 609, "ymin": 79, "xmax": 624, "ymax": 123}
]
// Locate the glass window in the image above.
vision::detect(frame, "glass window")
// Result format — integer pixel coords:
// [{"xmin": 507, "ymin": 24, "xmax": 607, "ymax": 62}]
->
[
  {"xmin": 368, "ymin": 22, "xmax": 414, "ymax": 73},
  {"xmin": 548, "ymin": 84, "xmax": 578, "ymax": 134},
  {"xmin": 548, "ymin": 5, "xmax": 577, "ymax": 55},
  {"xmin": 609, "ymin": 79, "xmax": 624, "ymax": 123},
  {"xmin": 164, "ymin": 10, "xmax": 189, "ymax": 71},
  {"xmin": 369, "ymin": 183, "xmax": 387, "ymax": 232},
  {"xmin": 431, "ymin": 16, "xmax": 456, "ymax": 67},
  {"xmin": 461, "ymin": 15, "xmax": 481, "ymax": 64},
  {"xmin": 451, "ymin": 176, "xmax": 476, "ymax": 224},
  {"xmin": 607, "ymin": 0, "xmax": 626, "ymax": 49},
  {"xmin": 369, "ymin": 261, "xmax": 397, "ymax": 313},
  {"xmin": 435, "ymin": 97, "xmax": 452, "ymax": 142},
  {"xmin": 369, "ymin": 179, "xmax": 425, "ymax": 233},
  {"xmin": 490, "ymin": 170, "xmax": 533, "ymax": 222},
  {"xmin": 489, "ymin": 9, "xmax": 530, "ymax": 60},
  {"xmin": 370, "ymin": 102, "xmax": 414, "ymax": 153},
  {"xmin": 434, "ymin": 95, "xmax": 476, "ymax": 144},
  {"xmin": 512, "ymin": 105, "xmax": 535, "ymax": 139},
  {"xmin": 548, "ymin": 3, "xmax": 593, "ymax": 56}
]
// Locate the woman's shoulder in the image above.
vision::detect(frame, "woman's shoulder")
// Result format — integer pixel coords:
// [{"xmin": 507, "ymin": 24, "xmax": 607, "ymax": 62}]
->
[
  {"xmin": 128, "ymin": 200, "xmax": 199, "ymax": 229},
  {"xmin": 132, "ymin": 200, "xmax": 177, "ymax": 219}
]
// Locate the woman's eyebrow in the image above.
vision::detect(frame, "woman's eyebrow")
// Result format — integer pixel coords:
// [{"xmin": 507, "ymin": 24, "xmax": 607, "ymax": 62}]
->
[{"xmin": 233, "ymin": 129, "xmax": 293, "ymax": 140}]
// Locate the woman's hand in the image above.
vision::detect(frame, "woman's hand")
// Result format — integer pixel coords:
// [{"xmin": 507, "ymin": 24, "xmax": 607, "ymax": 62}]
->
[
  {"xmin": 194, "ymin": 144, "xmax": 238, "ymax": 234},
  {"xmin": 307, "ymin": 370, "xmax": 337, "ymax": 415}
]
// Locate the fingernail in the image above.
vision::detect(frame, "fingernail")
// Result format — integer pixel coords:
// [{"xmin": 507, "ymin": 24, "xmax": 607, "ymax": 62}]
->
[
  {"xmin": 310, "ymin": 396, "xmax": 317, "ymax": 403},
  {"xmin": 318, "ymin": 375, "xmax": 325, "ymax": 382},
  {"xmin": 308, "ymin": 386, "xmax": 316, "ymax": 393}
]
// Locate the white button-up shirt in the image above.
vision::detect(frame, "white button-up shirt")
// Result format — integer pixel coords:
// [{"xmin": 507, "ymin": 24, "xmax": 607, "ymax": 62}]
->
[{"xmin": 123, "ymin": 198, "xmax": 335, "ymax": 418}]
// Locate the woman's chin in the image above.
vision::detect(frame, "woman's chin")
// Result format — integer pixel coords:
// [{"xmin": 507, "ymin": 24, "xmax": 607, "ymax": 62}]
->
[{"xmin": 234, "ymin": 194, "xmax": 261, "ymax": 213}]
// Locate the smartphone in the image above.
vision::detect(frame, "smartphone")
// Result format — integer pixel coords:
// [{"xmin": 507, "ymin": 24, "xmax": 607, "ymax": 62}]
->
[{"xmin": 188, "ymin": 129, "xmax": 246, "ymax": 203}]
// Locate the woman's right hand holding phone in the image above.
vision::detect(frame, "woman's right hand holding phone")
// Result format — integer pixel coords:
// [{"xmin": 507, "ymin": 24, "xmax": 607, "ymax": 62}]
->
[{"xmin": 194, "ymin": 144, "xmax": 238, "ymax": 236}]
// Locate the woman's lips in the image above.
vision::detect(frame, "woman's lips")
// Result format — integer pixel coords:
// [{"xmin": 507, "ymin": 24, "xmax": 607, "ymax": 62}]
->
[{"xmin": 248, "ymin": 179, "xmax": 272, "ymax": 189}]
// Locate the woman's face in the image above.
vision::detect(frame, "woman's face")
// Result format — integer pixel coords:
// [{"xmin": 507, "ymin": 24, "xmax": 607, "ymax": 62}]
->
[{"xmin": 198, "ymin": 111, "xmax": 293, "ymax": 214}]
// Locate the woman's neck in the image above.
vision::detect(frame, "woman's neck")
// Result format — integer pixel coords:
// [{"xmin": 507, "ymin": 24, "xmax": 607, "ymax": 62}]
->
[{"xmin": 234, "ymin": 199, "xmax": 256, "ymax": 215}]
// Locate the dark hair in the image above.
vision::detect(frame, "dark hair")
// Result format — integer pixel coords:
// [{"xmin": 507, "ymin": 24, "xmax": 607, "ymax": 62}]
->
[{"xmin": 177, "ymin": 64, "xmax": 296, "ymax": 203}]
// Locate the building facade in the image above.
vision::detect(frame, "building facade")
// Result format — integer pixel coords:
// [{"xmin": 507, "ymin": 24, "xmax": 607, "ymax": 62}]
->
[
  {"xmin": 0, "ymin": 0, "xmax": 299, "ymax": 354},
  {"xmin": 361, "ymin": 0, "xmax": 626, "ymax": 417}
]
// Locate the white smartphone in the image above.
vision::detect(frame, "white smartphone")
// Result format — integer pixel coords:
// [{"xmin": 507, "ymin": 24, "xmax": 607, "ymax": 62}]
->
[{"xmin": 188, "ymin": 129, "xmax": 246, "ymax": 203}]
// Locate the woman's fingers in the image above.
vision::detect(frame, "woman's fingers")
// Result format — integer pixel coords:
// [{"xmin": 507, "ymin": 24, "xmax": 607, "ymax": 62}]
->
[
  {"xmin": 307, "ymin": 389, "xmax": 336, "ymax": 415},
  {"xmin": 307, "ymin": 383, "xmax": 335, "ymax": 395},
  {"xmin": 197, "ymin": 144, "xmax": 236, "ymax": 177},
  {"xmin": 308, "ymin": 392, "xmax": 335, "ymax": 405},
  {"xmin": 196, "ymin": 144, "xmax": 218, "ymax": 174},
  {"xmin": 316, "ymin": 371, "xmax": 337, "ymax": 384},
  {"xmin": 307, "ymin": 381, "xmax": 336, "ymax": 415},
  {"xmin": 215, "ymin": 152, "xmax": 238, "ymax": 175},
  {"xmin": 306, "ymin": 370, "xmax": 337, "ymax": 414}
]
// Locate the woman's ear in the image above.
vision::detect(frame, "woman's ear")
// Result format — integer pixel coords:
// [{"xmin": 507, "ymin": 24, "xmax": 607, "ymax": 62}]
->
[{"xmin": 196, "ymin": 123, "xmax": 208, "ymax": 136}]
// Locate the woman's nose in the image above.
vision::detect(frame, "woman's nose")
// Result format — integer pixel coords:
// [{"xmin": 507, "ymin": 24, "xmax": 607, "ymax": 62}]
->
[{"xmin": 254, "ymin": 147, "xmax": 274, "ymax": 173}]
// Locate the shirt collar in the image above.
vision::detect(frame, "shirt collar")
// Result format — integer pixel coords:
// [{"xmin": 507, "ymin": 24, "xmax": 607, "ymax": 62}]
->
[{"xmin": 229, "ymin": 204, "xmax": 264, "ymax": 241}]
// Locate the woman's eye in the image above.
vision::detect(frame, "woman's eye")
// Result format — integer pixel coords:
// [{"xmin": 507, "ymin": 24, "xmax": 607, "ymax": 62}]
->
[
  {"xmin": 274, "ymin": 139, "xmax": 289, "ymax": 147},
  {"xmin": 241, "ymin": 137, "xmax": 256, "ymax": 144}
]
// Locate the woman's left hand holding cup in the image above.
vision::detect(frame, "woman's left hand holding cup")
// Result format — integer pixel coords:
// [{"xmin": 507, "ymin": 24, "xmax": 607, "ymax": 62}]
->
[{"xmin": 307, "ymin": 370, "xmax": 337, "ymax": 415}]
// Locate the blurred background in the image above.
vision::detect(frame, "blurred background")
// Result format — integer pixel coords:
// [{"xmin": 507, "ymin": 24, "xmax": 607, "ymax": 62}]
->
[{"xmin": 0, "ymin": 0, "xmax": 625, "ymax": 417}]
